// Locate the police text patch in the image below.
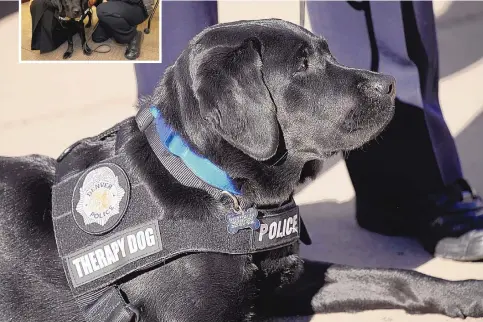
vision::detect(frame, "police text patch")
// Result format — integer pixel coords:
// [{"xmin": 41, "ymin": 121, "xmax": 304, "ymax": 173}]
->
[
  {"xmin": 65, "ymin": 221, "xmax": 162, "ymax": 287},
  {"xmin": 252, "ymin": 209, "xmax": 300, "ymax": 248}
]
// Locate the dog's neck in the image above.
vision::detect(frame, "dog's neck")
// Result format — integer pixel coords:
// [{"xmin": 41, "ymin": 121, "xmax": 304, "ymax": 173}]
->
[{"xmin": 140, "ymin": 67, "xmax": 318, "ymax": 208}]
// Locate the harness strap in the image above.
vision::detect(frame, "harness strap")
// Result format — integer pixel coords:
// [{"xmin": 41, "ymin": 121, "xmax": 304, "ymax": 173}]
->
[
  {"xmin": 78, "ymin": 287, "xmax": 139, "ymax": 322},
  {"xmin": 53, "ymin": 113, "xmax": 302, "ymax": 322}
]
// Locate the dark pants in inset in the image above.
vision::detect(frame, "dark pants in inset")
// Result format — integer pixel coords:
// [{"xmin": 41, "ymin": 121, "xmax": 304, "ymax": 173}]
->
[
  {"xmin": 94, "ymin": 0, "xmax": 147, "ymax": 44},
  {"xmin": 30, "ymin": 0, "xmax": 72, "ymax": 53}
]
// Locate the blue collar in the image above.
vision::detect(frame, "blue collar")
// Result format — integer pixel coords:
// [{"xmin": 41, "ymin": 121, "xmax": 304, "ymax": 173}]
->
[{"xmin": 150, "ymin": 107, "xmax": 240, "ymax": 195}]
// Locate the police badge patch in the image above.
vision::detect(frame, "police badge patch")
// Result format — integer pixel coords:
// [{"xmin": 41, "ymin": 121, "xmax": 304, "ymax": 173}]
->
[{"xmin": 72, "ymin": 163, "xmax": 130, "ymax": 235}]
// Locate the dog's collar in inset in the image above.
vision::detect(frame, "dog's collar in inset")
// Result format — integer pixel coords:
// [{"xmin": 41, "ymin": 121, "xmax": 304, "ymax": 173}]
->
[
  {"xmin": 136, "ymin": 107, "xmax": 241, "ymax": 195},
  {"xmin": 58, "ymin": 8, "xmax": 91, "ymax": 22}
]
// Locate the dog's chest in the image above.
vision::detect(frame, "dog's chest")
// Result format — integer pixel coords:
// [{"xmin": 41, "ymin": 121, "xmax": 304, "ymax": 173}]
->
[
  {"xmin": 49, "ymin": 121, "xmax": 301, "ymax": 321},
  {"xmin": 121, "ymin": 249, "xmax": 300, "ymax": 321}
]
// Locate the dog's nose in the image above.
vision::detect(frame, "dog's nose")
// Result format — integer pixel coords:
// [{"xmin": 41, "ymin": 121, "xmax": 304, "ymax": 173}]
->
[
  {"xmin": 372, "ymin": 75, "xmax": 396, "ymax": 97},
  {"xmin": 73, "ymin": 8, "xmax": 81, "ymax": 16}
]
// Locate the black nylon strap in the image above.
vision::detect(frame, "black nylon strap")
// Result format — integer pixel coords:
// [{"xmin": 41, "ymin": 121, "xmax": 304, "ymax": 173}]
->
[
  {"xmin": 53, "ymin": 166, "xmax": 300, "ymax": 296},
  {"xmin": 135, "ymin": 108, "xmax": 252, "ymax": 209},
  {"xmin": 145, "ymin": 123, "xmax": 228, "ymax": 200},
  {"xmin": 135, "ymin": 107, "xmax": 154, "ymax": 132},
  {"xmin": 78, "ymin": 287, "xmax": 138, "ymax": 322}
]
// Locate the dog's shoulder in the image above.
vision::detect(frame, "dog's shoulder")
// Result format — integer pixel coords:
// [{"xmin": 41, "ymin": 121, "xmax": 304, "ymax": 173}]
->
[
  {"xmin": 55, "ymin": 117, "xmax": 137, "ymax": 180},
  {"xmin": 0, "ymin": 154, "xmax": 74, "ymax": 319},
  {"xmin": 0, "ymin": 154, "xmax": 56, "ymax": 254},
  {"xmin": 0, "ymin": 154, "xmax": 55, "ymax": 218}
]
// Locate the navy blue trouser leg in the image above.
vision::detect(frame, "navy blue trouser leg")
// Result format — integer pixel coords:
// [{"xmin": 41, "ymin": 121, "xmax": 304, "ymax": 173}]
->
[
  {"xmin": 134, "ymin": 1, "xmax": 218, "ymax": 98},
  {"xmin": 308, "ymin": 1, "xmax": 464, "ymax": 233},
  {"xmin": 0, "ymin": 1, "xmax": 17, "ymax": 19}
]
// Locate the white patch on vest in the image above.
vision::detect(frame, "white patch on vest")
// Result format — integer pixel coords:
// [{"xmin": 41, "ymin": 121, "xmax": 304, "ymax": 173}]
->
[
  {"xmin": 258, "ymin": 214, "xmax": 298, "ymax": 242},
  {"xmin": 71, "ymin": 227, "xmax": 156, "ymax": 279},
  {"xmin": 75, "ymin": 166, "xmax": 125, "ymax": 227}
]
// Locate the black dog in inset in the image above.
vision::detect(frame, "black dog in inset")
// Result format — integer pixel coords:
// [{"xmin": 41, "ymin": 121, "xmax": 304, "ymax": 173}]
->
[
  {"xmin": 58, "ymin": 0, "xmax": 95, "ymax": 59},
  {"xmin": 2, "ymin": 19, "xmax": 483, "ymax": 321}
]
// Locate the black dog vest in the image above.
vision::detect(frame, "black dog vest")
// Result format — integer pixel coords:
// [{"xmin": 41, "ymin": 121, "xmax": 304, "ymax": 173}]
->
[{"xmin": 52, "ymin": 108, "xmax": 303, "ymax": 322}]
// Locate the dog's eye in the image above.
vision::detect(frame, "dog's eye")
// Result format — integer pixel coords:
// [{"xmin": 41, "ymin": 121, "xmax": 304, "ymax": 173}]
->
[
  {"xmin": 296, "ymin": 57, "xmax": 309, "ymax": 73},
  {"xmin": 302, "ymin": 57, "xmax": 309, "ymax": 70}
]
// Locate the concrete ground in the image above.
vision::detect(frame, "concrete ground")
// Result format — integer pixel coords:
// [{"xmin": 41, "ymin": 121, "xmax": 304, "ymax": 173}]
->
[{"xmin": 1, "ymin": 1, "xmax": 483, "ymax": 321}]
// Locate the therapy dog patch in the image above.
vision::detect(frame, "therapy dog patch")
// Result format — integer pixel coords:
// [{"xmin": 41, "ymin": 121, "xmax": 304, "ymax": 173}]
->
[
  {"xmin": 66, "ymin": 221, "xmax": 162, "ymax": 287},
  {"xmin": 72, "ymin": 163, "xmax": 130, "ymax": 235}
]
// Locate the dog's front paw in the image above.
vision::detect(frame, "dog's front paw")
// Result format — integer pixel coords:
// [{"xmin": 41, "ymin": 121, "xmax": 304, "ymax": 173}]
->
[
  {"xmin": 63, "ymin": 51, "xmax": 73, "ymax": 59},
  {"xmin": 443, "ymin": 302, "xmax": 483, "ymax": 319},
  {"xmin": 443, "ymin": 305, "xmax": 467, "ymax": 319},
  {"xmin": 83, "ymin": 45, "xmax": 92, "ymax": 56},
  {"xmin": 444, "ymin": 281, "xmax": 483, "ymax": 318}
]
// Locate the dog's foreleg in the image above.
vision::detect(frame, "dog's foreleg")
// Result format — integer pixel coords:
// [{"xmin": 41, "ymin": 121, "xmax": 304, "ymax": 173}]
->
[
  {"xmin": 63, "ymin": 36, "xmax": 74, "ymax": 59},
  {"xmin": 79, "ymin": 25, "xmax": 92, "ymax": 56},
  {"xmin": 263, "ymin": 260, "xmax": 483, "ymax": 319}
]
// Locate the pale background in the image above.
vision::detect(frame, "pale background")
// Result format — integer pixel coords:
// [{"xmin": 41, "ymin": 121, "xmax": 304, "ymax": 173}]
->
[{"xmin": 1, "ymin": 1, "xmax": 483, "ymax": 321}]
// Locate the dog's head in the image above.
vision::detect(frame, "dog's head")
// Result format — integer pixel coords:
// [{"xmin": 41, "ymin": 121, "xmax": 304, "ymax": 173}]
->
[
  {"xmin": 59, "ymin": 0, "xmax": 87, "ymax": 18},
  {"xmin": 145, "ymin": 19, "xmax": 396, "ymax": 203},
  {"xmin": 183, "ymin": 19, "xmax": 395, "ymax": 158}
]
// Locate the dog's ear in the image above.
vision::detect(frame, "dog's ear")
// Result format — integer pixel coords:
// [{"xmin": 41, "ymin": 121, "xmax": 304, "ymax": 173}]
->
[
  {"xmin": 50, "ymin": 0, "xmax": 63, "ymax": 14},
  {"xmin": 192, "ymin": 37, "xmax": 279, "ymax": 161}
]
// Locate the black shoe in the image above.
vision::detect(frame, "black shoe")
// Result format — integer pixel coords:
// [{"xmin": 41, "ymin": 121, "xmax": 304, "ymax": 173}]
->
[
  {"xmin": 125, "ymin": 31, "xmax": 143, "ymax": 60},
  {"xmin": 424, "ymin": 179, "xmax": 483, "ymax": 261},
  {"xmin": 356, "ymin": 179, "xmax": 483, "ymax": 261}
]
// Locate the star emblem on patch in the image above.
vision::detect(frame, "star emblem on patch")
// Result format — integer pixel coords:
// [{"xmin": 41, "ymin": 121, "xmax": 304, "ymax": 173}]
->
[{"xmin": 72, "ymin": 163, "xmax": 130, "ymax": 235}]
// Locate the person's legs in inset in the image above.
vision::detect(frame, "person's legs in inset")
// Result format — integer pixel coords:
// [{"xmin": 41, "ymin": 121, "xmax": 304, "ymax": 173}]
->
[
  {"xmin": 94, "ymin": 1, "xmax": 147, "ymax": 59},
  {"xmin": 134, "ymin": 1, "xmax": 218, "ymax": 98},
  {"xmin": 30, "ymin": 0, "xmax": 48, "ymax": 50},
  {"xmin": 308, "ymin": 1, "xmax": 483, "ymax": 261},
  {"xmin": 96, "ymin": 1, "xmax": 146, "ymax": 44},
  {"xmin": 91, "ymin": 18, "xmax": 112, "ymax": 43}
]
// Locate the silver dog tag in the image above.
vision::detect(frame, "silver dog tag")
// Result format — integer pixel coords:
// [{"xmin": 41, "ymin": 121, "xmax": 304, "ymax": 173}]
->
[{"xmin": 226, "ymin": 207, "xmax": 260, "ymax": 234}]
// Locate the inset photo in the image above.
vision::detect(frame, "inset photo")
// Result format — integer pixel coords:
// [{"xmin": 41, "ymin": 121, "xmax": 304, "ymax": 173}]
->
[{"xmin": 19, "ymin": 0, "xmax": 160, "ymax": 62}]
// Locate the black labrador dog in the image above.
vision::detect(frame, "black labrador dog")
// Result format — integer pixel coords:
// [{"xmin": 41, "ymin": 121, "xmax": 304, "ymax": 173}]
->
[
  {"xmin": 2, "ymin": 19, "xmax": 483, "ymax": 322},
  {"xmin": 58, "ymin": 0, "xmax": 93, "ymax": 59}
]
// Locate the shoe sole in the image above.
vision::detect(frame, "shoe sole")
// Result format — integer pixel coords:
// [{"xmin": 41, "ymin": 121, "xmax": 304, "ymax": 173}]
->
[
  {"xmin": 125, "ymin": 53, "xmax": 140, "ymax": 60},
  {"xmin": 434, "ymin": 230, "xmax": 483, "ymax": 261}
]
